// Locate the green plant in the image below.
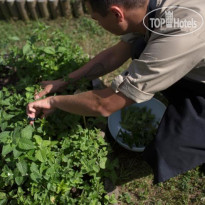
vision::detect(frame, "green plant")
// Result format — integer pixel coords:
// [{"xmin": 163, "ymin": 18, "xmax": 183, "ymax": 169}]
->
[
  {"xmin": 0, "ymin": 24, "xmax": 117, "ymax": 204},
  {"xmin": 0, "ymin": 80, "xmax": 116, "ymax": 205},
  {"xmin": 119, "ymin": 192, "xmax": 135, "ymax": 205},
  {"xmin": 1, "ymin": 23, "xmax": 89, "ymax": 92}
]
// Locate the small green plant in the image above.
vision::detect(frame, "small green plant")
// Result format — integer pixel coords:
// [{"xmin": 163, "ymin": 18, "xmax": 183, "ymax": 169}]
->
[{"xmin": 119, "ymin": 192, "xmax": 134, "ymax": 204}]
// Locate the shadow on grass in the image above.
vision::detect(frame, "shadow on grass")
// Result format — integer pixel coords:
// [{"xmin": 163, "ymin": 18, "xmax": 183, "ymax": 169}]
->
[{"xmin": 104, "ymin": 125, "xmax": 153, "ymax": 186}]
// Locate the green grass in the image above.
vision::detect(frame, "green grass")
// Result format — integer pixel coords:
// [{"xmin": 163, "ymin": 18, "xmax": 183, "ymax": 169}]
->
[
  {"xmin": 1, "ymin": 17, "xmax": 205, "ymax": 205},
  {"xmin": 0, "ymin": 16, "xmax": 118, "ymax": 56}
]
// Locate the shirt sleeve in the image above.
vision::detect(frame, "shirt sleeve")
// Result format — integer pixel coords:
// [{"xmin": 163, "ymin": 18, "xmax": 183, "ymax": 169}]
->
[{"xmin": 111, "ymin": 26, "xmax": 205, "ymax": 103}]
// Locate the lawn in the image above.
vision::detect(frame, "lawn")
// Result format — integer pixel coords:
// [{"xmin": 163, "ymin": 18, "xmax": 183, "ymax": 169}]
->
[{"xmin": 0, "ymin": 16, "xmax": 205, "ymax": 205}]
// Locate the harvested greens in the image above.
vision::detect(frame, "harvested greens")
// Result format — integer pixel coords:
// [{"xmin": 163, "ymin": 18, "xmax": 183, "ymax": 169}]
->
[{"xmin": 118, "ymin": 106, "xmax": 158, "ymax": 148}]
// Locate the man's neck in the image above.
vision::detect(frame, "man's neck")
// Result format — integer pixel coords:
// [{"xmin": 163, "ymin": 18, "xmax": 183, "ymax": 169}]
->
[{"xmin": 126, "ymin": 0, "xmax": 150, "ymax": 34}]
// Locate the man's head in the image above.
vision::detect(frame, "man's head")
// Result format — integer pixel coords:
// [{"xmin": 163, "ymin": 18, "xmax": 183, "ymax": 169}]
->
[
  {"xmin": 85, "ymin": 0, "xmax": 147, "ymax": 17},
  {"xmin": 85, "ymin": 0, "xmax": 149, "ymax": 35}
]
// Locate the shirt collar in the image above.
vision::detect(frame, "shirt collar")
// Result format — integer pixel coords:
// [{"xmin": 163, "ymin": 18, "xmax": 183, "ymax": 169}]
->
[{"xmin": 148, "ymin": 0, "xmax": 158, "ymax": 12}]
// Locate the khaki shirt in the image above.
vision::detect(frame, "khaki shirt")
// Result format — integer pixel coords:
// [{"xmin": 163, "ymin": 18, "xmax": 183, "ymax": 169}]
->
[{"xmin": 111, "ymin": 0, "xmax": 205, "ymax": 103}]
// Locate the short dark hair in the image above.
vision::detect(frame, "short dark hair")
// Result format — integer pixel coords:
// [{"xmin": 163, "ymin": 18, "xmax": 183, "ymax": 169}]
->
[{"xmin": 85, "ymin": 0, "xmax": 147, "ymax": 16}]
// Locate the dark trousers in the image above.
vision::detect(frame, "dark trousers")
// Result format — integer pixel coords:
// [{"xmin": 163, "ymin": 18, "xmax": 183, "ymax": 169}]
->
[{"xmin": 143, "ymin": 78, "xmax": 205, "ymax": 183}]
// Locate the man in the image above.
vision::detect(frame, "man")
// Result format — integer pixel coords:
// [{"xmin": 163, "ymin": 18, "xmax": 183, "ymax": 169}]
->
[{"xmin": 27, "ymin": 0, "xmax": 205, "ymax": 184}]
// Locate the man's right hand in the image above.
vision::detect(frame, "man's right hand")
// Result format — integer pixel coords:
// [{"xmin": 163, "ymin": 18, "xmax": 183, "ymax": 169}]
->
[{"xmin": 35, "ymin": 79, "xmax": 68, "ymax": 99}]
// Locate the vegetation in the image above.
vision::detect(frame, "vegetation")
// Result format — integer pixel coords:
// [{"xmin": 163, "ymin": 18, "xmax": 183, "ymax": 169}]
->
[
  {"xmin": 0, "ymin": 17, "xmax": 205, "ymax": 205},
  {"xmin": 0, "ymin": 24, "xmax": 118, "ymax": 204},
  {"xmin": 119, "ymin": 106, "xmax": 157, "ymax": 148}
]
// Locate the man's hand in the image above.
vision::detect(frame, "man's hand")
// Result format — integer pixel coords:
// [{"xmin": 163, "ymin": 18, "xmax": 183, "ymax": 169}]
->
[
  {"xmin": 35, "ymin": 79, "xmax": 68, "ymax": 100},
  {"xmin": 27, "ymin": 97, "xmax": 56, "ymax": 125}
]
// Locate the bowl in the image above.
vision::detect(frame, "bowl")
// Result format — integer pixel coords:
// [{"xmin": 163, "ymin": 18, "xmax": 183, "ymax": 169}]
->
[{"xmin": 108, "ymin": 98, "xmax": 166, "ymax": 152}]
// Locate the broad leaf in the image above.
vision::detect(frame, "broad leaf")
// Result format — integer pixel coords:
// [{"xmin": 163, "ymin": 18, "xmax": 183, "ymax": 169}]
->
[
  {"xmin": 15, "ymin": 176, "xmax": 24, "ymax": 185},
  {"xmin": 2, "ymin": 111, "xmax": 14, "ymax": 121},
  {"xmin": 35, "ymin": 149, "xmax": 47, "ymax": 162},
  {"xmin": 23, "ymin": 43, "xmax": 31, "ymax": 55},
  {"xmin": 21, "ymin": 125, "xmax": 33, "ymax": 139},
  {"xmin": 34, "ymin": 135, "xmax": 42, "ymax": 145},
  {"xmin": 25, "ymin": 87, "xmax": 35, "ymax": 92},
  {"xmin": 13, "ymin": 148, "xmax": 22, "ymax": 158},
  {"xmin": 45, "ymin": 166, "xmax": 55, "ymax": 180},
  {"xmin": 30, "ymin": 163, "xmax": 42, "ymax": 182},
  {"xmin": 43, "ymin": 47, "xmax": 55, "ymax": 55},
  {"xmin": 0, "ymin": 192, "xmax": 6, "ymax": 200},
  {"xmin": 99, "ymin": 157, "xmax": 107, "ymax": 169},
  {"xmin": 2, "ymin": 144, "xmax": 13, "ymax": 157},
  {"xmin": 57, "ymin": 46, "xmax": 67, "ymax": 53},
  {"xmin": 0, "ymin": 131, "xmax": 10, "ymax": 143},
  {"xmin": 16, "ymin": 161, "xmax": 28, "ymax": 176},
  {"xmin": 18, "ymin": 138, "xmax": 35, "ymax": 150},
  {"xmin": 42, "ymin": 140, "xmax": 51, "ymax": 147},
  {"xmin": 0, "ymin": 199, "xmax": 7, "ymax": 205},
  {"xmin": 12, "ymin": 127, "xmax": 21, "ymax": 145},
  {"xmin": 0, "ymin": 122, "xmax": 8, "ymax": 132}
]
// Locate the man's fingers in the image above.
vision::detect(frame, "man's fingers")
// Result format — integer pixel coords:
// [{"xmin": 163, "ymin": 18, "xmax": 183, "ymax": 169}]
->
[
  {"xmin": 27, "ymin": 97, "xmax": 53, "ymax": 122},
  {"xmin": 27, "ymin": 103, "xmax": 41, "ymax": 117},
  {"xmin": 34, "ymin": 81, "xmax": 53, "ymax": 99},
  {"xmin": 27, "ymin": 105, "xmax": 42, "ymax": 125},
  {"xmin": 27, "ymin": 103, "xmax": 36, "ymax": 114},
  {"xmin": 27, "ymin": 105, "xmax": 36, "ymax": 125},
  {"xmin": 35, "ymin": 89, "xmax": 49, "ymax": 100},
  {"xmin": 40, "ymin": 81, "xmax": 52, "ymax": 87}
]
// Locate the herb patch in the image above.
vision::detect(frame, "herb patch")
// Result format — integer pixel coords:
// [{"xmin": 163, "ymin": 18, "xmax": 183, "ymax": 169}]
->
[{"xmin": 0, "ymin": 25, "xmax": 117, "ymax": 205}]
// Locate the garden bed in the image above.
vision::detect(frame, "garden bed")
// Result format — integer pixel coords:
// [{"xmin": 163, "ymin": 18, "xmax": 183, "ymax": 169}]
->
[{"xmin": 0, "ymin": 25, "xmax": 118, "ymax": 204}]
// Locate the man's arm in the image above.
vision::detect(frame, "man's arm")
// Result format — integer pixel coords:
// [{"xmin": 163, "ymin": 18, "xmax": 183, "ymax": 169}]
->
[
  {"xmin": 50, "ymin": 87, "xmax": 134, "ymax": 117},
  {"xmin": 68, "ymin": 40, "xmax": 131, "ymax": 81},
  {"xmin": 35, "ymin": 41, "xmax": 131, "ymax": 99},
  {"xmin": 27, "ymin": 87, "xmax": 135, "ymax": 122}
]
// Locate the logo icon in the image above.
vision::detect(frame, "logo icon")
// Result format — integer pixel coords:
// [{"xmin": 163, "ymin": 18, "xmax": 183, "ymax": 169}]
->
[
  {"xmin": 165, "ymin": 11, "xmax": 174, "ymax": 28},
  {"xmin": 143, "ymin": 6, "xmax": 204, "ymax": 37}
]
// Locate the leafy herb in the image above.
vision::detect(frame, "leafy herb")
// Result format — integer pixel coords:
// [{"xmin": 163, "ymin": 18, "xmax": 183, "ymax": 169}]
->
[
  {"xmin": 118, "ymin": 106, "xmax": 158, "ymax": 148},
  {"xmin": 1, "ymin": 24, "xmax": 89, "ymax": 92}
]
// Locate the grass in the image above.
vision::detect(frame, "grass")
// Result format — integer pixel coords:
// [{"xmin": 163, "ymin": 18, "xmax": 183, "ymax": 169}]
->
[
  {"xmin": 0, "ymin": 16, "xmax": 118, "ymax": 56},
  {"xmin": 1, "ymin": 17, "xmax": 205, "ymax": 205},
  {"xmin": 106, "ymin": 132, "xmax": 205, "ymax": 205}
]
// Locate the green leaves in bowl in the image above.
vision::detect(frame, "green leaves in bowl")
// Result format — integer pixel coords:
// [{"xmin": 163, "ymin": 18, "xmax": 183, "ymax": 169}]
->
[{"xmin": 118, "ymin": 106, "xmax": 158, "ymax": 148}]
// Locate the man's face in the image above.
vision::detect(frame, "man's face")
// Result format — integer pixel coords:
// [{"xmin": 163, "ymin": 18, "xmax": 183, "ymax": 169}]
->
[{"xmin": 86, "ymin": 2, "xmax": 128, "ymax": 35}]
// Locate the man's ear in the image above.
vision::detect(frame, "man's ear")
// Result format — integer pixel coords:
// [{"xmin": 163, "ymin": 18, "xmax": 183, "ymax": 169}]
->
[{"xmin": 109, "ymin": 6, "xmax": 124, "ymax": 22}]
